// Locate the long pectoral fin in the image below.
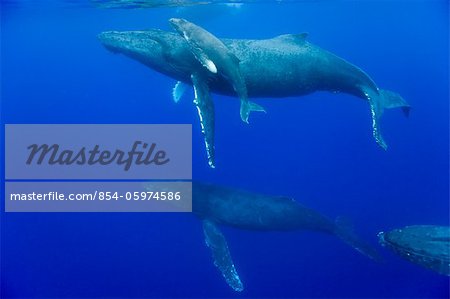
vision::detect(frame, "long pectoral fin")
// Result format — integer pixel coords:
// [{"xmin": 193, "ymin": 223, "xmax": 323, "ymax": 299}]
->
[
  {"xmin": 175, "ymin": 25, "xmax": 218, "ymax": 74},
  {"xmin": 172, "ymin": 81, "xmax": 189, "ymax": 103},
  {"xmin": 361, "ymin": 86, "xmax": 387, "ymax": 150},
  {"xmin": 202, "ymin": 220, "xmax": 244, "ymax": 292},
  {"xmin": 368, "ymin": 95, "xmax": 387, "ymax": 150},
  {"xmin": 191, "ymin": 74, "xmax": 215, "ymax": 168},
  {"xmin": 193, "ymin": 49, "xmax": 218, "ymax": 74}
]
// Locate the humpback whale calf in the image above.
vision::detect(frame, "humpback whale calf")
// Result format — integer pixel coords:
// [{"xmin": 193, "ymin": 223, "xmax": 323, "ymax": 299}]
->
[
  {"xmin": 169, "ymin": 18, "xmax": 265, "ymax": 123},
  {"xmin": 144, "ymin": 182, "xmax": 381, "ymax": 291},
  {"xmin": 99, "ymin": 24, "xmax": 410, "ymax": 168}
]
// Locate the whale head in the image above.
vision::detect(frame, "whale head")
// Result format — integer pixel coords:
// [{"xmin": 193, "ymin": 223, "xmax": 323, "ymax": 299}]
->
[
  {"xmin": 98, "ymin": 30, "xmax": 165, "ymax": 65},
  {"xmin": 98, "ymin": 29, "xmax": 197, "ymax": 80},
  {"xmin": 169, "ymin": 18, "xmax": 195, "ymax": 41}
]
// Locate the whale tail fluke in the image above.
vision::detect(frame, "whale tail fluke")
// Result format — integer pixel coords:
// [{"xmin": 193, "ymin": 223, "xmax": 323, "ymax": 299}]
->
[
  {"xmin": 361, "ymin": 86, "xmax": 410, "ymax": 150},
  {"xmin": 334, "ymin": 216, "xmax": 383, "ymax": 262},
  {"xmin": 379, "ymin": 89, "xmax": 410, "ymax": 117},
  {"xmin": 240, "ymin": 100, "xmax": 266, "ymax": 124}
]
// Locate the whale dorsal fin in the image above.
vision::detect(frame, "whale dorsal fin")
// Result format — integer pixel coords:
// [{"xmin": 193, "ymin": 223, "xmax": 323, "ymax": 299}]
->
[{"xmin": 275, "ymin": 33, "xmax": 309, "ymax": 44}]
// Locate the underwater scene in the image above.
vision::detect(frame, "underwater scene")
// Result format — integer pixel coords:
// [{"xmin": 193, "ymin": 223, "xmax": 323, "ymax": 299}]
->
[{"xmin": 1, "ymin": 0, "xmax": 449, "ymax": 298}]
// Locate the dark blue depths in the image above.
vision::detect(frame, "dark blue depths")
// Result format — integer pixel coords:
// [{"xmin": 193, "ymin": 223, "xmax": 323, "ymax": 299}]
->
[{"xmin": 1, "ymin": 1, "xmax": 449, "ymax": 298}]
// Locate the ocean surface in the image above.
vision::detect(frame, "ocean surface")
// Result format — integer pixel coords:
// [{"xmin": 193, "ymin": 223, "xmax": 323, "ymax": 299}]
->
[{"xmin": 1, "ymin": 0, "xmax": 449, "ymax": 298}]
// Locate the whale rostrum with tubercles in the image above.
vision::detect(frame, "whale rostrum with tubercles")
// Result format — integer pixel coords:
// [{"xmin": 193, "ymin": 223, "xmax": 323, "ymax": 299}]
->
[{"xmin": 98, "ymin": 21, "xmax": 410, "ymax": 168}]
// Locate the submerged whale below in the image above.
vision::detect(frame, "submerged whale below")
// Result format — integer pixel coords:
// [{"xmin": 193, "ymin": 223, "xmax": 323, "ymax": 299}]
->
[
  {"xmin": 99, "ymin": 25, "xmax": 410, "ymax": 168},
  {"xmin": 144, "ymin": 181, "xmax": 381, "ymax": 291},
  {"xmin": 378, "ymin": 225, "xmax": 450, "ymax": 276}
]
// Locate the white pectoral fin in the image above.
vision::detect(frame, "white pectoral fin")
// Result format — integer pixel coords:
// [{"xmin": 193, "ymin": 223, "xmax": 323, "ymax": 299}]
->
[
  {"xmin": 361, "ymin": 86, "xmax": 387, "ymax": 150},
  {"xmin": 176, "ymin": 27, "xmax": 218, "ymax": 74},
  {"xmin": 202, "ymin": 220, "xmax": 244, "ymax": 292},
  {"xmin": 204, "ymin": 58, "xmax": 218, "ymax": 74},
  {"xmin": 172, "ymin": 81, "xmax": 188, "ymax": 103},
  {"xmin": 191, "ymin": 73, "xmax": 216, "ymax": 168},
  {"xmin": 195, "ymin": 50, "xmax": 217, "ymax": 74}
]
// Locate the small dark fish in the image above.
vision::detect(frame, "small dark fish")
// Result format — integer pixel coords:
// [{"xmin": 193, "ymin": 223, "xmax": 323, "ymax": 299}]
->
[{"xmin": 378, "ymin": 225, "xmax": 450, "ymax": 276}]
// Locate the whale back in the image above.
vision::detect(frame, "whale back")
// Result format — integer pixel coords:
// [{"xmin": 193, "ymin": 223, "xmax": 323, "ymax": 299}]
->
[{"xmin": 192, "ymin": 182, "xmax": 335, "ymax": 232}]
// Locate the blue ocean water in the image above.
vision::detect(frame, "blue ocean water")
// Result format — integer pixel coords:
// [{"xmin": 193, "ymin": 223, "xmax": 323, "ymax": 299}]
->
[{"xmin": 1, "ymin": 0, "xmax": 449, "ymax": 298}]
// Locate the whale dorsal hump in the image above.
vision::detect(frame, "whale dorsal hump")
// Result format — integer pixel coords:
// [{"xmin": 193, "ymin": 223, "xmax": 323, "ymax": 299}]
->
[{"xmin": 274, "ymin": 33, "xmax": 309, "ymax": 44}]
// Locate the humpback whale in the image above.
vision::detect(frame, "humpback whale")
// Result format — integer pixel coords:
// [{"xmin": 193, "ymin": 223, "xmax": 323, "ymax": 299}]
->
[
  {"xmin": 99, "ymin": 24, "xmax": 410, "ymax": 168},
  {"xmin": 144, "ymin": 182, "xmax": 381, "ymax": 291},
  {"xmin": 169, "ymin": 18, "xmax": 265, "ymax": 123},
  {"xmin": 378, "ymin": 225, "xmax": 450, "ymax": 276}
]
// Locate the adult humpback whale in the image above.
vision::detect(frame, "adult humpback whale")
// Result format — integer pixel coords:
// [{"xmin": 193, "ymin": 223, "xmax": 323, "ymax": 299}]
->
[
  {"xmin": 148, "ymin": 182, "xmax": 381, "ymax": 292},
  {"xmin": 99, "ymin": 24, "xmax": 410, "ymax": 168}
]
